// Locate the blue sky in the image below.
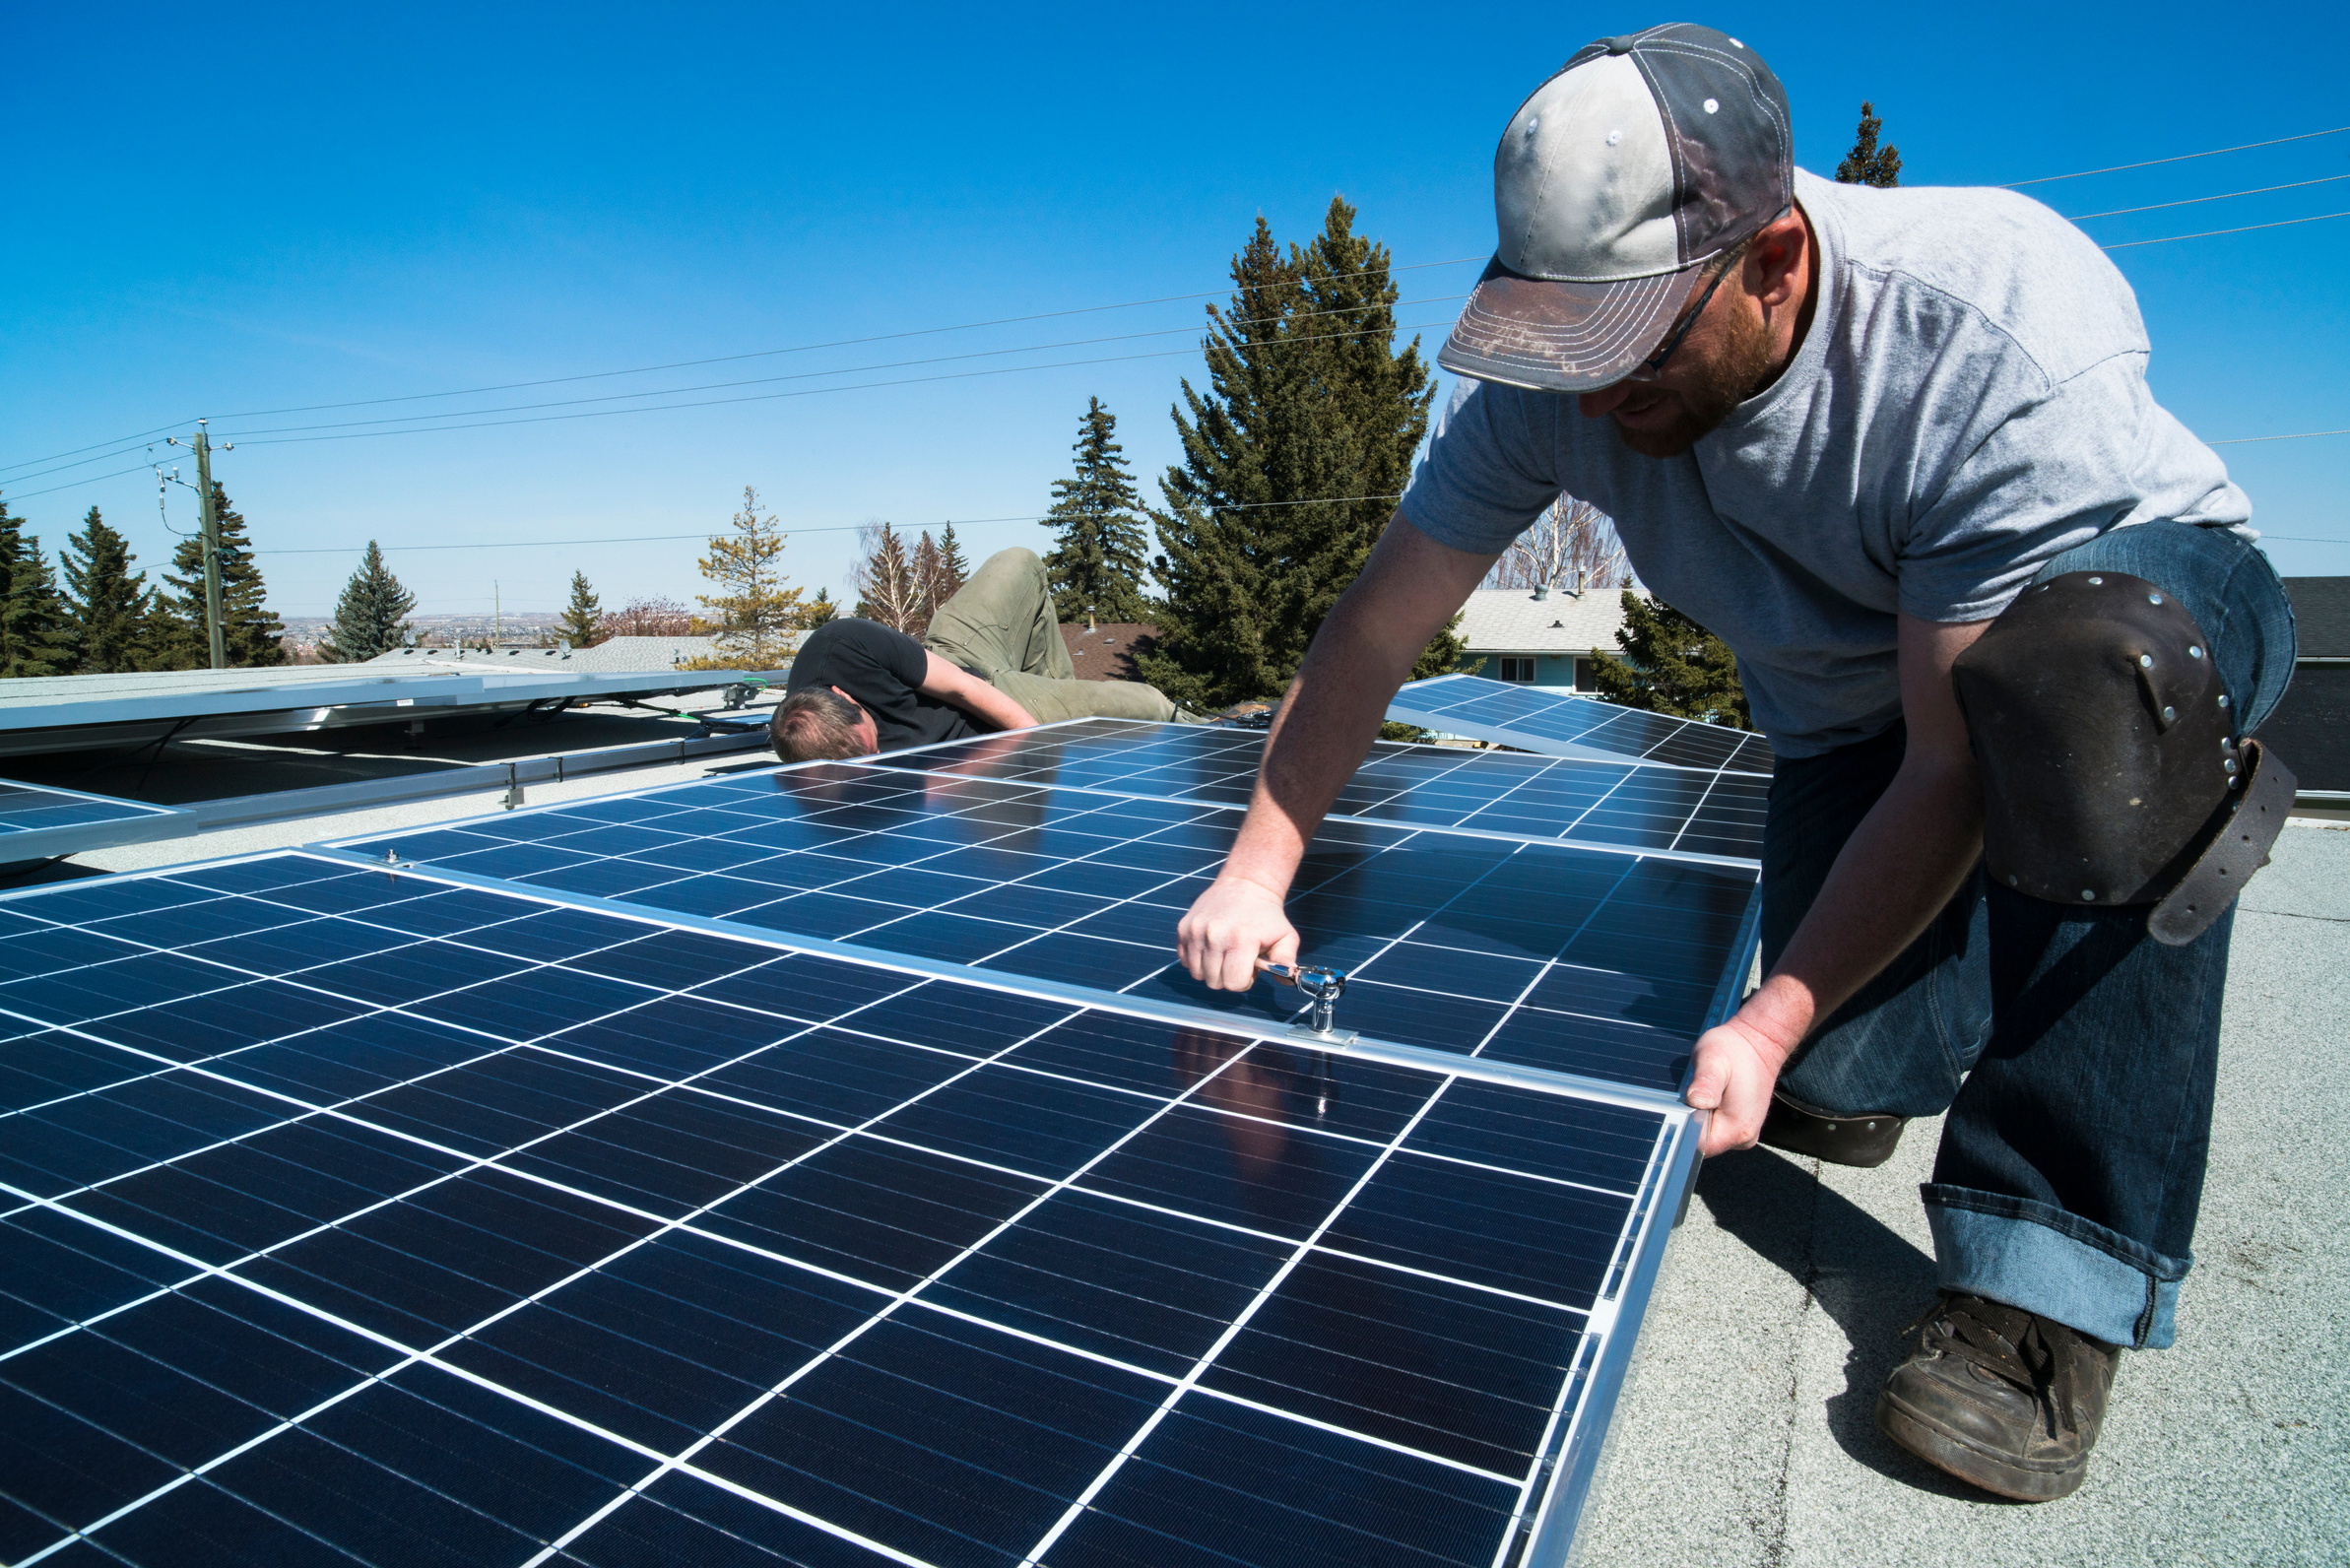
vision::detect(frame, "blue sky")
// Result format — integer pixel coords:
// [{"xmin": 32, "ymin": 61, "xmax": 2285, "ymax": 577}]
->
[{"xmin": 4, "ymin": 2, "xmax": 2345, "ymax": 623}]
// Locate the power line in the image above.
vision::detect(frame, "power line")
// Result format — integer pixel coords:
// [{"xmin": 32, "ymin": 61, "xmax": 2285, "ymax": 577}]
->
[
  {"xmin": 0, "ymin": 259, "xmax": 1484, "ymax": 475},
  {"xmin": 2067, "ymin": 172, "xmax": 2350, "ymax": 221},
  {"xmin": 0, "ymin": 462, "xmax": 163, "ymax": 503},
  {"xmin": 250, "ymin": 492, "xmax": 1412, "ymax": 556},
  {"xmin": 211, "ymin": 296, "xmax": 1469, "ymax": 442},
  {"xmin": 0, "ymin": 422, "xmax": 185, "ymax": 480},
  {"xmin": 210, "ymin": 256, "xmax": 1484, "ymax": 422},
  {"xmin": 2100, "ymin": 209, "xmax": 2350, "ymax": 249},
  {"xmin": 2207, "ymin": 428, "xmax": 2350, "ymax": 445},
  {"xmin": 225, "ymin": 321, "xmax": 1456, "ymax": 449},
  {"xmin": 2004, "ymin": 125, "xmax": 2350, "ymax": 188}
]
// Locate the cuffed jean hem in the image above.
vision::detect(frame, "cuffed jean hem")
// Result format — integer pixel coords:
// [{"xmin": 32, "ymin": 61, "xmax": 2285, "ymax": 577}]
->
[{"xmin": 1924, "ymin": 1184, "xmax": 2189, "ymax": 1350}]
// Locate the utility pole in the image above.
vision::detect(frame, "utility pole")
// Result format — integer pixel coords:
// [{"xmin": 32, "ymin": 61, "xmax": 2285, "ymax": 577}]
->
[{"xmin": 167, "ymin": 420, "xmax": 231, "ymax": 669}]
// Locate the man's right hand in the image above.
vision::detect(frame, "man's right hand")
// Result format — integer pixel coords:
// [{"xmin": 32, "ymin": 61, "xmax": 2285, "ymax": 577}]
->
[{"xmin": 1177, "ymin": 876, "xmax": 1299, "ymax": 992}]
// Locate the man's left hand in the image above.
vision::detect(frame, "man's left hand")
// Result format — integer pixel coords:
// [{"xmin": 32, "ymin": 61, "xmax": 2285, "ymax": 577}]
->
[{"xmin": 1684, "ymin": 979, "xmax": 1808, "ymax": 1156}]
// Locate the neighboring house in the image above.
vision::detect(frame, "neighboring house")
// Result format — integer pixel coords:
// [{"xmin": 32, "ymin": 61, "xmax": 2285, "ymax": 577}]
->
[
  {"xmin": 1452, "ymin": 585, "xmax": 1633, "ymax": 690},
  {"xmin": 2262, "ymin": 577, "xmax": 2349, "ymax": 796},
  {"xmin": 1060, "ymin": 622, "xmax": 1158, "ymax": 683}
]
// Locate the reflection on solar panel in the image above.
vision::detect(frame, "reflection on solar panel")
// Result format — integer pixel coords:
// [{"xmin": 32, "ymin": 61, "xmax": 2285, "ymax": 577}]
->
[
  {"xmin": 0, "ymin": 780, "xmax": 187, "ymax": 862},
  {"xmin": 334, "ymin": 752, "xmax": 1759, "ymax": 1093},
  {"xmin": 1388, "ymin": 674, "xmax": 1776, "ymax": 776},
  {"xmin": 865, "ymin": 719, "xmax": 1765, "ymax": 861},
  {"xmin": 0, "ymin": 851, "xmax": 1698, "ymax": 1567}
]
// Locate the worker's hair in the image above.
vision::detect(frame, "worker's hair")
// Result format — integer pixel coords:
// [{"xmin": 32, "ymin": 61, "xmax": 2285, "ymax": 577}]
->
[{"xmin": 772, "ymin": 687, "xmax": 871, "ymax": 762}]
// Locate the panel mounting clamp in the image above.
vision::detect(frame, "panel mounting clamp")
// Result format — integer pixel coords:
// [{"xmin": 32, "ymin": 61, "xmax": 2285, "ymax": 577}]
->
[{"xmin": 1257, "ymin": 958, "xmax": 1357, "ymax": 1045}]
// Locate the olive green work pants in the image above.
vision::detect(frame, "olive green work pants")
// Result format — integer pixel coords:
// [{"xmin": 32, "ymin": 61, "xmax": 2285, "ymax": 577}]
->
[{"xmin": 919, "ymin": 548, "xmax": 1201, "ymax": 725}]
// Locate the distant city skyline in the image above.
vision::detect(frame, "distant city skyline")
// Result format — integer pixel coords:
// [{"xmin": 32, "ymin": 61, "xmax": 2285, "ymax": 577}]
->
[{"xmin": 6, "ymin": 2, "xmax": 2345, "ymax": 623}]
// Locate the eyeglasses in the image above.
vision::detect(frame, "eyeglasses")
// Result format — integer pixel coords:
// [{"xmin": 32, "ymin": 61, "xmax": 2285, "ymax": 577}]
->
[{"xmin": 1624, "ymin": 249, "xmax": 1742, "ymax": 383}]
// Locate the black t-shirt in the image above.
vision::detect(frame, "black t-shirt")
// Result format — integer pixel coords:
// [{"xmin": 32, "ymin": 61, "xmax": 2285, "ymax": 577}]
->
[{"xmin": 786, "ymin": 618, "xmax": 975, "ymax": 752}]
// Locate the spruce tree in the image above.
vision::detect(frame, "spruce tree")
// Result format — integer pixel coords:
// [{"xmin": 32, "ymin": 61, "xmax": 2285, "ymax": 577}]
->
[
  {"xmin": 0, "ymin": 503, "xmax": 74, "ymax": 679},
  {"xmin": 936, "ymin": 522, "xmax": 969, "ymax": 602},
  {"xmin": 912, "ymin": 531, "xmax": 946, "ymax": 631},
  {"xmin": 60, "ymin": 506, "xmax": 156, "ymax": 673},
  {"xmin": 800, "ymin": 586, "xmax": 839, "ymax": 628},
  {"xmin": 1586, "ymin": 589, "xmax": 1752, "ymax": 729},
  {"xmin": 154, "ymin": 483, "xmax": 287, "ymax": 668},
  {"xmin": 1139, "ymin": 198, "xmax": 1452, "ymax": 709},
  {"xmin": 318, "ymin": 541, "xmax": 418, "ymax": 662},
  {"xmin": 1836, "ymin": 102, "xmax": 1903, "ymax": 186},
  {"xmin": 1042, "ymin": 398, "xmax": 1153, "ymax": 623},
  {"xmin": 559, "ymin": 571, "xmax": 604, "ymax": 648},
  {"xmin": 695, "ymin": 486, "xmax": 805, "ymax": 667}
]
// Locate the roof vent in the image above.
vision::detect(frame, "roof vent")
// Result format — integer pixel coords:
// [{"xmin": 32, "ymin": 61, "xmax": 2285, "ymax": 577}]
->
[
  {"xmin": 1551, "ymin": 620, "xmax": 1565, "ymax": 628},
  {"xmin": 1532, "ymin": 584, "xmax": 1549, "ymax": 602}
]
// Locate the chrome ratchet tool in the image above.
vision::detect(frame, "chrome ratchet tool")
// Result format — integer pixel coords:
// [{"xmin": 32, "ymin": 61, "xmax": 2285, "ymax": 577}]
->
[{"xmin": 1255, "ymin": 958, "xmax": 1357, "ymax": 1045}]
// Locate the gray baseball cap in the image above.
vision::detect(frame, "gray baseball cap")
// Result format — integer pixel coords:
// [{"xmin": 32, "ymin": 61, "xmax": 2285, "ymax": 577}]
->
[{"xmin": 1440, "ymin": 24, "xmax": 1795, "ymax": 394}]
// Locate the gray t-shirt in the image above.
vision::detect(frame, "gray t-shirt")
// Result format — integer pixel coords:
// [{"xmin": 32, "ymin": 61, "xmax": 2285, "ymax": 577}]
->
[{"xmin": 1402, "ymin": 167, "xmax": 2251, "ymax": 756}]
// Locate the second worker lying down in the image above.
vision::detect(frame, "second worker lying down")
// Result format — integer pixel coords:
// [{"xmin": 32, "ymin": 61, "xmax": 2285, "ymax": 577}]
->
[{"xmin": 769, "ymin": 548, "xmax": 1202, "ymax": 760}]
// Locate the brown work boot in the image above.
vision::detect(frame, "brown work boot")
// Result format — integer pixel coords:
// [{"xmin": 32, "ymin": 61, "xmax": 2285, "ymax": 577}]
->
[
  {"xmin": 1876, "ymin": 1291, "xmax": 2120, "ymax": 1501},
  {"xmin": 1757, "ymin": 1090, "xmax": 1906, "ymax": 1167}
]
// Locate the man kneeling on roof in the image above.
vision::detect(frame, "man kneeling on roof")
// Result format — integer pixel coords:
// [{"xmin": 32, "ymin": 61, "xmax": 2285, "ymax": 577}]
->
[
  {"xmin": 771, "ymin": 548, "xmax": 1202, "ymax": 761},
  {"xmin": 1174, "ymin": 24, "xmax": 2298, "ymax": 1505}
]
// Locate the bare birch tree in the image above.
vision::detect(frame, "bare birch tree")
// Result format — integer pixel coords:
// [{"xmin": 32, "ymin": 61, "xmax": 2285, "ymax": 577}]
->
[
  {"xmin": 1481, "ymin": 493, "xmax": 1628, "ymax": 593},
  {"xmin": 853, "ymin": 520, "xmax": 927, "ymax": 634}
]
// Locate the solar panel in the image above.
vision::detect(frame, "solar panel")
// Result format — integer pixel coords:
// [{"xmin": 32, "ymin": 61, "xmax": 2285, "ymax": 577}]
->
[
  {"xmin": 0, "ymin": 780, "xmax": 188, "ymax": 863},
  {"xmin": 862, "ymin": 719, "xmax": 1765, "ymax": 862},
  {"xmin": 1387, "ymin": 675, "xmax": 1776, "ymax": 776},
  {"xmin": 0, "ymin": 850, "xmax": 1700, "ymax": 1567},
  {"xmin": 0, "ymin": 664, "xmax": 754, "ymax": 760},
  {"xmin": 329, "ymin": 753, "xmax": 1760, "ymax": 1094}
]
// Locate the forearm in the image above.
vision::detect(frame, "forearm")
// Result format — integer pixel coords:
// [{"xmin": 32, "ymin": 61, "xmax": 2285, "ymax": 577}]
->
[
  {"xmin": 1219, "ymin": 609, "xmax": 1423, "ymax": 892},
  {"xmin": 956, "ymin": 681, "xmax": 1038, "ymax": 733},
  {"xmin": 1737, "ymin": 757, "xmax": 1984, "ymax": 1064},
  {"xmin": 919, "ymin": 652, "xmax": 1038, "ymax": 733}
]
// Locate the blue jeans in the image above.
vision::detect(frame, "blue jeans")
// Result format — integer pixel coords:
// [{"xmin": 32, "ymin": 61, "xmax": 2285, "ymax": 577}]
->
[{"xmin": 1765, "ymin": 521, "xmax": 2296, "ymax": 1348}]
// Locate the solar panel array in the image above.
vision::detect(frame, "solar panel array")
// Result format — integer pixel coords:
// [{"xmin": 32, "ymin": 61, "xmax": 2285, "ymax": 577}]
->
[
  {"xmin": 339, "ymin": 750, "xmax": 1757, "ymax": 1094},
  {"xmin": 1386, "ymin": 675, "xmax": 1776, "ymax": 777},
  {"xmin": 860, "ymin": 720, "xmax": 1765, "ymax": 863},
  {"xmin": 2, "ymin": 718, "xmax": 1755, "ymax": 1567},
  {"xmin": 0, "ymin": 782, "xmax": 188, "ymax": 865}
]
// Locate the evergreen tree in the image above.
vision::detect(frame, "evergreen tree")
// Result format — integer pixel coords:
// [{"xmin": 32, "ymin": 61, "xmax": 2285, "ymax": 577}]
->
[
  {"xmin": 1586, "ymin": 589, "xmax": 1752, "ymax": 729},
  {"xmin": 936, "ymin": 522, "xmax": 969, "ymax": 602},
  {"xmin": 1836, "ymin": 101, "xmax": 1902, "ymax": 186},
  {"xmin": 0, "ymin": 503, "xmax": 73, "ymax": 679},
  {"xmin": 800, "ymin": 586, "xmax": 839, "ymax": 628},
  {"xmin": 1042, "ymin": 398, "xmax": 1153, "ymax": 623},
  {"xmin": 695, "ymin": 486, "xmax": 805, "ymax": 666},
  {"xmin": 912, "ymin": 531, "xmax": 946, "ymax": 631},
  {"xmin": 154, "ymin": 483, "xmax": 287, "ymax": 668},
  {"xmin": 59, "ymin": 507, "xmax": 156, "ymax": 673},
  {"xmin": 559, "ymin": 570, "xmax": 604, "ymax": 648},
  {"xmin": 1139, "ymin": 198, "xmax": 1453, "ymax": 708},
  {"xmin": 318, "ymin": 541, "xmax": 418, "ymax": 662}
]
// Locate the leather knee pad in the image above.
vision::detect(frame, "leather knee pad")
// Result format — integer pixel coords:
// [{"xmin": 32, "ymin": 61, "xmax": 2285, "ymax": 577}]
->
[{"xmin": 1952, "ymin": 570, "xmax": 2292, "ymax": 943}]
